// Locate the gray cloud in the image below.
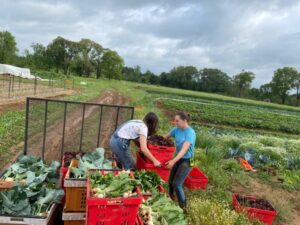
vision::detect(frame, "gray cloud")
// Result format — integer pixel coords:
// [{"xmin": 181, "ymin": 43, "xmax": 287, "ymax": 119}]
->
[{"xmin": 1, "ymin": 0, "xmax": 300, "ymax": 87}]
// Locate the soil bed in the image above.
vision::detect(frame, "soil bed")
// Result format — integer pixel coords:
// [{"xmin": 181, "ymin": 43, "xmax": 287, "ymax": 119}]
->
[
  {"xmin": 148, "ymin": 135, "xmax": 174, "ymax": 147},
  {"xmin": 236, "ymin": 194, "xmax": 275, "ymax": 211}
]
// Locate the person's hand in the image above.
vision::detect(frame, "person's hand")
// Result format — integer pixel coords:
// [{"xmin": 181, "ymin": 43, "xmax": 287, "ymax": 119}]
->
[
  {"xmin": 165, "ymin": 159, "xmax": 175, "ymax": 169},
  {"xmin": 153, "ymin": 159, "xmax": 162, "ymax": 167}
]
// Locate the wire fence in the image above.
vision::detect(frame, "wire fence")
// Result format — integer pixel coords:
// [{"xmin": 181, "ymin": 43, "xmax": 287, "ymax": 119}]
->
[
  {"xmin": 0, "ymin": 74, "xmax": 74, "ymax": 100},
  {"xmin": 24, "ymin": 97, "xmax": 135, "ymax": 164}
]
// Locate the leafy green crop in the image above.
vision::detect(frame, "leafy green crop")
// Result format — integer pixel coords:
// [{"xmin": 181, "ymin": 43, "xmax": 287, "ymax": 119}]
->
[
  {"xmin": 0, "ymin": 156, "xmax": 64, "ymax": 217},
  {"xmin": 70, "ymin": 148, "xmax": 113, "ymax": 178},
  {"xmin": 134, "ymin": 170, "xmax": 163, "ymax": 194},
  {"xmin": 161, "ymin": 98, "xmax": 300, "ymax": 134},
  {"xmin": 140, "ymin": 192, "xmax": 187, "ymax": 225},
  {"xmin": 2, "ymin": 155, "xmax": 60, "ymax": 186},
  {"xmin": 90, "ymin": 171, "xmax": 138, "ymax": 198}
]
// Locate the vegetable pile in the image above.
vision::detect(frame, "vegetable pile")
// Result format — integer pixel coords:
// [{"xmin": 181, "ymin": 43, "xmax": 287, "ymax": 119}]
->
[
  {"xmin": 133, "ymin": 170, "xmax": 163, "ymax": 194},
  {"xmin": 2, "ymin": 155, "xmax": 60, "ymax": 186},
  {"xmin": 148, "ymin": 135, "xmax": 174, "ymax": 147},
  {"xmin": 236, "ymin": 195, "xmax": 275, "ymax": 211},
  {"xmin": 0, "ymin": 156, "xmax": 64, "ymax": 217},
  {"xmin": 70, "ymin": 148, "xmax": 113, "ymax": 178},
  {"xmin": 90, "ymin": 171, "xmax": 138, "ymax": 198},
  {"xmin": 139, "ymin": 192, "xmax": 187, "ymax": 225}
]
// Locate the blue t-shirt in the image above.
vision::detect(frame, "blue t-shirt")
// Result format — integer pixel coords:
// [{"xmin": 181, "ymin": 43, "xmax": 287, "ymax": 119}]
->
[{"xmin": 170, "ymin": 127, "xmax": 196, "ymax": 159}]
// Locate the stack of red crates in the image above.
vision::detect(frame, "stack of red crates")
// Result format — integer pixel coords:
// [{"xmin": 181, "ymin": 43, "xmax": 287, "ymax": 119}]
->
[
  {"xmin": 136, "ymin": 143, "xmax": 175, "ymax": 181},
  {"xmin": 86, "ymin": 171, "xmax": 142, "ymax": 225}
]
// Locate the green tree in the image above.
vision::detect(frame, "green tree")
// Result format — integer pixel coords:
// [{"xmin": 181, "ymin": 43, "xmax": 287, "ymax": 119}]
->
[
  {"xmin": 233, "ymin": 70, "xmax": 255, "ymax": 97},
  {"xmin": 46, "ymin": 36, "xmax": 68, "ymax": 73},
  {"xmin": 199, "ymin": 68, "xmax": 231, "ymax": 93},
  {"xmin": 168, "ymin": 66, "xmax": 198, "ymax": 89},
  {"xmin": 271, "ymin": 67, "xmax": 297, "ymax": 104},
  {"xmin": 30, "ymin": 43, "xmax": 48, "ymax": 69},
  {"xmin": 292, "ymin": 73, "xmax": 300, "ymax": 106},
  {"xmin": 0, "ymin": 31, "xmax": 18, "ymax": 64},
  {"xmin": 100, "ymin": 50, "xmax": 124, "ymax": 80}
]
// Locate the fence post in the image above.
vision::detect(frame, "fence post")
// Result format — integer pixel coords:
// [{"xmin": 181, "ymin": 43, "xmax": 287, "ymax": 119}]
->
[
  {"xmin": 42, "ymin": 101, "xmax": 48, "ymax": 160},
  {"xmin": 115, "ymin": 107, "xmax": 120, "ymax": 131},
  {"xmin": 34, "ymin": 76, "xmax": 37, "ymax": 95},
  {"xmin": 8, "ymin": 75, "xmax": 11, "ymax": 98},
  {"xmin": 60, "ymin": 102, "xmax": 67, "ymax": 162},
  {"xmin": 24, "ymin": 98, "xmax": 30, "ymax": 155},
  {"xmin": 97, "ymin": 106, "xmax": 103, "ymax": 147},
  {"xmin": 79, "ymin": 104, "xmax": 86, "ymax": 152},
  {"xmin": 12, "ymin": 75, "xmax": 14, "ymax": 92}
]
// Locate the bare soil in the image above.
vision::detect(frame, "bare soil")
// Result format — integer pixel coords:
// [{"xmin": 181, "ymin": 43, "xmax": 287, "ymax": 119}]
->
[{"xmin": 0, "ymin": 89, "xmax": 76, "ymax": 113}]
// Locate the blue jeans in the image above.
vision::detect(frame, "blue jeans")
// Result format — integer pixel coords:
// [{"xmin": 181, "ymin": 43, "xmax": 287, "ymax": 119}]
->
[
  {"xmin": 168, "ymin": 158, "xmax": 192, "ymax": 208},
  {"xmin": 110, "ymin": 133, "xmax": 136, "ymax": 170}
]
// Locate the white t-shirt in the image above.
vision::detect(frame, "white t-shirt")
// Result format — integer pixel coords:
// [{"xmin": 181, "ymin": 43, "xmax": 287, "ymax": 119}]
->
[{"xmin": 117, "ymin": 120, "xmax": 148, "ymax": 140}]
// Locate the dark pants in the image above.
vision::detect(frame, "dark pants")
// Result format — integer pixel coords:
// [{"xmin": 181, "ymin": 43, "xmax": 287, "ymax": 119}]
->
[{"xmin": 168, "ymin": 158, "xmax": 192, "ymax": 208}]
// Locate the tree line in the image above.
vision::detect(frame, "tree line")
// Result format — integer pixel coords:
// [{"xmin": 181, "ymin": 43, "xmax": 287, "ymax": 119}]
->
[
  {"xmin": 0, "ymin": 31, "xmax": 124, "ymax": 79},
  {"xmin": 1, "ymin": 31, "xmax": 299, "ymax": 106}
]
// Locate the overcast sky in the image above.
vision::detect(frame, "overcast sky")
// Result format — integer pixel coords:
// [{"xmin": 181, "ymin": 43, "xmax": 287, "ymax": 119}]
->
[{"xmin": 1, "ymin": 0, "xmax": 300, "ymax": 87}]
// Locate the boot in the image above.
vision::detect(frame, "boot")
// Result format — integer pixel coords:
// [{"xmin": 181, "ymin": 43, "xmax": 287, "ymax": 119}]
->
[{"xmin": 179, "ymin": 200, "xmax": 187, "ymax": 212}]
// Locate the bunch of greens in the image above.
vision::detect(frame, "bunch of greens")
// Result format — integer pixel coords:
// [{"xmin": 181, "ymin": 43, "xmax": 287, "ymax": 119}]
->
[
  {"xmin": 70, "ymin": 148, "xmax": 113, "ymax": 179},
  {"xmin": 2, "ymin": 155, "xmax": 60, "ymax": 186},
  {"xmin": 133, "ymin": 170, "xmax": 163, "ymax": 194},
  {"xmin": 140, "ymin": 192, "xmax": 187, "ymax": 225},
  {"xmin": 90, "ymin": 171, "xmax": 138, "ymax": 198},
  {"xmin": 0, "ymin": 186, "xmax": 64, "ymax": 217},
  {"xmin": 0, "ymin": 156, "xmax": 64, "ymax": 217}
]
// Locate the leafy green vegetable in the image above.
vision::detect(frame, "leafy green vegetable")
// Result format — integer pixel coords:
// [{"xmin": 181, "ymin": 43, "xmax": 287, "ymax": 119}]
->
[
  {"xmin": 140, "ymin": 192, "xmax": 187, "ymax": 225},
  {"xmin": 0, "ymin": 156, "xmax": 64, "ymax": 217},
  {"xmin": 70, "ymin": 148, "xmax": 113, "ymax": 178},
  {"xmin": 90, "ymin": 171, "xmax": 138, "ymax": 198},
  {"xmin": 134, "ymin": 170, "xmax": 163, "ymax": 193},
  {"xmin": 2, "ymin": 155, "xmax": 60, "ymax": 186}
]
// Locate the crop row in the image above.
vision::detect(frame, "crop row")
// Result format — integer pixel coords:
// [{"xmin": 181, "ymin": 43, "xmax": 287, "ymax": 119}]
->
[{"xmin": 161, "ymin": 99, "xmax": 300, "ymax": 134}]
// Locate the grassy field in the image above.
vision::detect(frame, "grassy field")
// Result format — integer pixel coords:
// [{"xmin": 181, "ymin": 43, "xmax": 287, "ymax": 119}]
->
[{"xmin": 1, "ymin": 76, "xmax": 300, "ymax": 224}]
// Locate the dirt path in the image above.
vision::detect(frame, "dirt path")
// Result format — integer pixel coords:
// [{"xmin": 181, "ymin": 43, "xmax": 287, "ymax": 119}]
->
[{"xmin": 0, "ymin": 90, "xmax": 76, "ymax": 113}]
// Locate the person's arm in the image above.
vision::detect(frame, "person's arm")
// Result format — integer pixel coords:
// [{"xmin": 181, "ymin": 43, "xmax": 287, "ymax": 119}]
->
[
  {"xmin": 164, "ymin": 127, "xmax": 176, "ymax": 139},
  {"xmin": 139, "ymin": 135, "xmax": 161, "ymax": 167},
  {"xmin": 165, "ymin": 142, "xmax": 190, "ymax": 169}
]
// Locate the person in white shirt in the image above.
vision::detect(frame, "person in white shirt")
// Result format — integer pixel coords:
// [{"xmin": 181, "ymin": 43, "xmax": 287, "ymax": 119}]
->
[{"xmin": 110, "ymin": 112, "xmax": 162, "ymax": 169}]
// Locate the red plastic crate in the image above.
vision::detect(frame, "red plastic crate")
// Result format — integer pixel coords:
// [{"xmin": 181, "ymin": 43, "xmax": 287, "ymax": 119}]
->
[
  {"xmin": 184, "ymin": 167, "xmax": 209, "ymax": 190},
  {"xmin": 135, "ymin": 215, "xmax": 143, "ymax": 225},
  {"xmin": 232, "ymin": 193, "xmax": 277, "ymax": 225},
  {"xmin": 86, "ymin": 171, "xmax": 142, "ymax": 225},
  {"xmin": 136, "ymin": 152, "xmax": 170, "ymax": 181},
  {"xmin": 143, "ymin": 144, "xmax": 175, "ymax": 164}
]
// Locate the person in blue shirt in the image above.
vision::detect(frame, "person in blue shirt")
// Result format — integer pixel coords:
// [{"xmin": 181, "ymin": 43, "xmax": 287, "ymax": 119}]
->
[{"xmin": 165, "ymin": 111, "xmax": 196, "ymax": 209}]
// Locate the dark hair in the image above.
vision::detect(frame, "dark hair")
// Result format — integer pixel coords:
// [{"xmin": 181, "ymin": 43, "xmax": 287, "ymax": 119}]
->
[
  {"xmin": 175, "ymin": 111, "xmax": 190, "ymax": 122},
  {"xmin": 143, "ymin": 112, "xmax": 159, "ymax": 136}
]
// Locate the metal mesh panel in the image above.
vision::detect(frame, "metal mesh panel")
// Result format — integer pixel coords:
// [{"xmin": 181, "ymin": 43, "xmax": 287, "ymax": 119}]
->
[{"xmin": 24, "ymin": 98, "xmax": 134, "ymax": 163}]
